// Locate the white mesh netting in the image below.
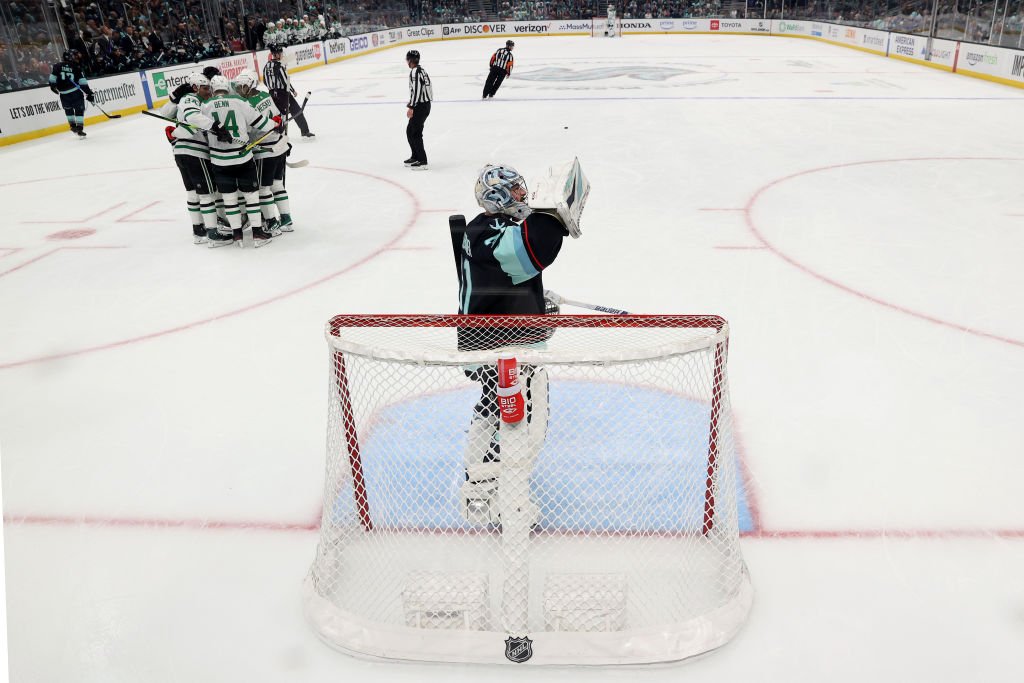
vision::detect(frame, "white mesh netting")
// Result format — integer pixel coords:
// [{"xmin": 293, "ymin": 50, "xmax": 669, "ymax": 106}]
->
[{"xmin": 304, "ymin": 314, "xmax": 752, "ymax": 665}]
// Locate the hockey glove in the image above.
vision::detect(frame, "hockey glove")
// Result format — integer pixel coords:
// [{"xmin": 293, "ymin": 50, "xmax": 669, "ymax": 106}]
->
[
  {"xmin": 49, "ymin": 85, "xmax": 59, "ymax": 95},
  {"xmin": 211, "ymin": 121, "xmax": 232, "ymax": 144},
  {"xmin": 85, "ymin": 92, "xmax": 95, "ymax": 103},
  {"xmin": 271, "ymin": 115, "xmax": 283, "ymax": 131},
  {"xmin": 164, "ymin": 126, "xmax": 176, "ymax": 145},
  {"xmin": 169, "ymin": 82, "xmax": 192, "ymax": 104}
]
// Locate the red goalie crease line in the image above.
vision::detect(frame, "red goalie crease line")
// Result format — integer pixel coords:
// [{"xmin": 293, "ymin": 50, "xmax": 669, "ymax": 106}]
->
[{"xmin": 4, "ymin": 514, "xmax": 1022, "ymax": 540}]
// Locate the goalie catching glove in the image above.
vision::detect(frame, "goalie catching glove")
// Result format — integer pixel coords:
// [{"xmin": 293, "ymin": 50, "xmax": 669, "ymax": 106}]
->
[{"xmin": 528, "ymin": 157, "xmax": 590, "ymax": 239}]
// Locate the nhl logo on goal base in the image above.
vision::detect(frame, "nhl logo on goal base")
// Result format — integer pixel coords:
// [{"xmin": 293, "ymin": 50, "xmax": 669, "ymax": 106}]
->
[{"xmin": 504, "ymin": 635, "xmax": 533, "ymax": 663}]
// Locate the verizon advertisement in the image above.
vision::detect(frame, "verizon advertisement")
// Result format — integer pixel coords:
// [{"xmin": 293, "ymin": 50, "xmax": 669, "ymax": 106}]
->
[{"xmin": 1, "ymin": 71, "xmax": 146, "ymax": 142}]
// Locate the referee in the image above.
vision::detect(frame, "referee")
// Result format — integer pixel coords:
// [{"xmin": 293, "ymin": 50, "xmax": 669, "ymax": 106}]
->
[
  {"xmin": 483, "ymin": 40, "xmax": 514, "ymax": 99},
  {"xmin": 404, "ymin": 50, "xmax": 433, "ymax": 170},
  {"xmin": 263, "ymin": 45, "xmax": 314, "ymax": 138}
]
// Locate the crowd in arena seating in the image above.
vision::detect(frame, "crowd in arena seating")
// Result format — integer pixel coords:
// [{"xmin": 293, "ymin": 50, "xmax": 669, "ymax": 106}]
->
[
  {"xmin": 0, "ymin": 0, "xmax": 408, "ymax": 92},
  {"xmin": 4, "ymin": 0, "xmax": 1024, "ymax": 93}
]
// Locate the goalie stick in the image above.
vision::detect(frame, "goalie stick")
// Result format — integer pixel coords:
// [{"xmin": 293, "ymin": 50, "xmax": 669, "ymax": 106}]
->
[
  {"xmin": 543, "ymin": 289, "xmax": 631, "ymax": 315},
  {"xmin": 74, "ymin": 82, "xmax": 121, "ymax": 118}
]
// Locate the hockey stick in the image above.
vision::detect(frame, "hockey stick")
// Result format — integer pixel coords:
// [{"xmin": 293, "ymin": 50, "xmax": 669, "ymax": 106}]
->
[
  {"xmin": 73, "ymin": 81, "xmax": 121, "ymax": 118},
  {"xmin": 286, "ymin": 159, "xmax": 309, "ymax": 168},
  {"xmin": 543, "ymin": 289, "xmax": 631, "ymax": 316},
  {"xmin": 245, "ymin": 91, "xmax": 311, "ymax": 151},
  {"xmin": 140, "ymin": 109, "xmax": 201, "ymax": 132}
]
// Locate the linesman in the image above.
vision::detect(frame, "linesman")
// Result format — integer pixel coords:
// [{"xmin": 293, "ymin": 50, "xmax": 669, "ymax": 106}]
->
[
  {"xmin": 263, "ymin": 44, "xmax": 314, "ymax": 139},
  {"xmin": 483, "ymin": 41, "xmax": 514, "ymax": 99},
  {"xmin": 404, "ymin": 49, "xmax": 433, "ymax": 170}
]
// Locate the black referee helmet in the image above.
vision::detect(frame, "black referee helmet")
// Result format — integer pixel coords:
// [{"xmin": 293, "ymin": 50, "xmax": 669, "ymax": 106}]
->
[
  {"xmin": 269, "ymin": 44, "xmax": 284, "ymax": 55},
  {"xmin": 506, "ymin": 40, "xmax": 514, "ymax": 48},
  {"xmin": 406, "ymin": 50, "xmax": 420, "ymax": 64}
]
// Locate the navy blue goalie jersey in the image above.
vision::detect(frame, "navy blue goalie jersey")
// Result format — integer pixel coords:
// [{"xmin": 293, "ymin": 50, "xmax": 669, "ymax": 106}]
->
[{"xmin": 454, "ymin": 211, "xmax": 567, "ymax": 350}]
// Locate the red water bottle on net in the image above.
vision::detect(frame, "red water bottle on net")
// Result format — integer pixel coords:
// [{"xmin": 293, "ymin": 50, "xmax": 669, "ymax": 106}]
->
[{"xmin": 496, "ymin": 355, "xmax": 525, "ymax": 424}]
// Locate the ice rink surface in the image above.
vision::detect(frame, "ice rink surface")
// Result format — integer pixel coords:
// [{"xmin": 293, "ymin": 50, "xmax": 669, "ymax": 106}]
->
[{"xmin": 2, "ymin": 33, "xmax": 1024, "ymax": 681}]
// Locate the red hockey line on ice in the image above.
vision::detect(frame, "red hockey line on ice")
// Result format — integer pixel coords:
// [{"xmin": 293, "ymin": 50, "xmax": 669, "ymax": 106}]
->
[
  {"xmin": 117, "ymin": 200, "xmax": 175, "ymax": 222},
  {"xmin": 0, "ymin": 246, "xmax": 127, "ymax": 280},
  {"xmin": 743, "ymin": 528, "xmax": 1024, "ymax": 539},
  {"xmin": 5, "ymin": 512, "xmax": 1022, "ymax": 540},
  {"xmin": 744, "ymin": 156, "xmax": 1024, "ymax": 350},
  {"xmin": 22, "ymin": 201, "xmax": 127, "ymax": 224},
  {"xmin": 3, "ymin": 514, "xmax": 318, "ymax": 533},
  {"xmin": 0, "ymin": 166, "xmax": 421, "ymax": 370}
]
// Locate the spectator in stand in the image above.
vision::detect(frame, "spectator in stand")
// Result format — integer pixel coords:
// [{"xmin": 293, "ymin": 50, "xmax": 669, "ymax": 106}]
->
[
  {"xmin": 117, "ymin": 25, "xmax": 138, "ymax": 53},
  {"xmin": 90, "ymin": 26, "xmax": 113, "ymax": 65},
  {"xmin": 108, "ymin": 45, "xmax": 131, "ymax": 72},
  {"xmin": 0, "ymin": 62, "xmax": 15, "ymax": 92}
]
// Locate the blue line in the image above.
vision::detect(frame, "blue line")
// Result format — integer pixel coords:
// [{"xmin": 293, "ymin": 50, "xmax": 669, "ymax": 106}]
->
[{"xmin": 310, "ymin": 95, "xmax": 1024, "ymax": 106}]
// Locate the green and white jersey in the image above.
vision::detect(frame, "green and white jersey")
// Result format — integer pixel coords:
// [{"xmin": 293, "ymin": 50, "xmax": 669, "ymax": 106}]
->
[
  {"xmin": 201, "ymin": 93, "xmax": 274, "ymax": 166},
  {"xmin": 159, "ymin": 94, "xmax": 214, "ymax": 159},
  {"xmin": 245, "ymin": 89, "xmax": 288, "ymax": 158}
]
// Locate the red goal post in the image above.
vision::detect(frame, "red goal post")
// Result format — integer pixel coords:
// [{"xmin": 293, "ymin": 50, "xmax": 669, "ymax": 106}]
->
[{"xmin": 305, "ymin": 313, "xmax": 752, "ymax": 665}]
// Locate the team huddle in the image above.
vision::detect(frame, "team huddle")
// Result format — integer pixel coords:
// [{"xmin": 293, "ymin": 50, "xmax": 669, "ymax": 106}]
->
[{"xmin": 158, "ymin": 63, "xmax": 298, "ymax": 248}]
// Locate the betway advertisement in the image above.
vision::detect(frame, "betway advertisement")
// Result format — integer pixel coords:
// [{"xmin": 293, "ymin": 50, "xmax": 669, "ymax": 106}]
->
[
  {"xmin": 325, "ymin": 37, "xmax": 348, "ymax": 63},
  {"xmin": 0, "ymin": 71, "xmax": 146, "ymax": 143}
]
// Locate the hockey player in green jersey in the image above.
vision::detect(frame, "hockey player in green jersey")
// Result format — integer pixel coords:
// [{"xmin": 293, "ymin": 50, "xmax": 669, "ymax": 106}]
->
[
  {"xmin": 201, "ymin": 75, "xmax": 280, "ymax": 247},
  {"xmin": 232, "ymin": 69, "xmax": 294, "ymax": 235}
]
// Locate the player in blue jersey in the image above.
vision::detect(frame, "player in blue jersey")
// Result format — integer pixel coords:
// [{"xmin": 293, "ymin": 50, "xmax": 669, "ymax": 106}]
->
[
  {"xmin": 49, "ymin": 49, "xmax": 93, "ymax": 137},
  {"xmin": 452, "ymin": 161, "xmax": 589, "ymax": 525}
]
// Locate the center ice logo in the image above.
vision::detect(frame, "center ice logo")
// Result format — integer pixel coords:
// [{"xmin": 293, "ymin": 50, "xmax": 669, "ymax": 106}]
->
[{"xmin": 515, "ymin": 66, "xmax": 697, "ymax": 81}]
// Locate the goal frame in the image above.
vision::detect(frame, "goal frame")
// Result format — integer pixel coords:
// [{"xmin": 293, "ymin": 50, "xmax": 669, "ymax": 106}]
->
[
  {"xmin": 308, "ymin": 313, "xmax": 751, "ymax": 665},
  {"xmin": 327, "ymin": 314, "xmax": 730, "ymax": 538}
]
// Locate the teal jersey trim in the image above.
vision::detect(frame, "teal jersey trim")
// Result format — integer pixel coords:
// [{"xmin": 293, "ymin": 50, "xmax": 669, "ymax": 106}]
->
[{"xmin": 492, "ymin": 221, "xmax": 539, "ymax": 285}]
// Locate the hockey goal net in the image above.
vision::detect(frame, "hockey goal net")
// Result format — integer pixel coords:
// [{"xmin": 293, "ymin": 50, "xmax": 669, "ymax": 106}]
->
[
  {"xmin": 591, "ymin": 15, "xmax": 623, "ymax": 37},
  {"xmin": 305, "ymin": 314, "xmax": 752, "ymax": 665}
]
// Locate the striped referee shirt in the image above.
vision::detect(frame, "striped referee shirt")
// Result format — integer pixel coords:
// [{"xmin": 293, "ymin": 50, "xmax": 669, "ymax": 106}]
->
[
  {"xmin": 490, "ymin": 47, "xmax": 514, "ymax": 75},
  {"xmin": 408, "ymin": 65, "xmax": 432, "ymax": 107},
  {"xmin": 263, "ymin": 59, "xmax": 291, "ymax": 92}
]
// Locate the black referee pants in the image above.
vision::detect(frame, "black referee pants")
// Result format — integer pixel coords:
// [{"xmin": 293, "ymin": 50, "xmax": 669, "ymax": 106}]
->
[
  {"xmin": 269, "ymin": 89, "xmax": 311, "ymax": 136},
  {"xmin": 483, "ymin": 67, "xmax": 507, "ymax": 98},
  {"xmin": 406, "ymin": 102, "xmax": 430, "ymax": 164}
]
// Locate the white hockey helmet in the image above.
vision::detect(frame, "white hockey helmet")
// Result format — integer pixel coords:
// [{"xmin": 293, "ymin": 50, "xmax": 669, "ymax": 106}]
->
[
  {"xmin": 186, "ymin": 71, "xmax": 210, "ymax": 90},
  {"xmin": 475, "ymin": 164, "xmax": 532, "ymax": 220},
  {"xmin": 233, "ymin": 69, "xmax": 259, "ymax": 96},
  {"xmin": 209, "ymin": 75, "xmax": 231, "ymax": 94}
]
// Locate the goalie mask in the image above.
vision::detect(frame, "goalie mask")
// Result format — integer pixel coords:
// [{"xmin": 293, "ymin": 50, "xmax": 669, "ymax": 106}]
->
[{"xmin": 475, "ymin": 165, "xmax": 532, "ymax": 221}]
